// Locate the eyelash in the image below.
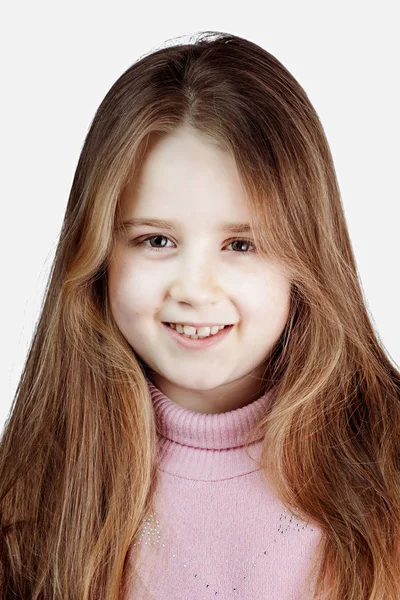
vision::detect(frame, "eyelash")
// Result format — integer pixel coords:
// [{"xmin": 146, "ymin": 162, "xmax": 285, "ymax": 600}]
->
[{"xmin": 130, "ymin": 235, "xmax": 256, "ymax": 256}]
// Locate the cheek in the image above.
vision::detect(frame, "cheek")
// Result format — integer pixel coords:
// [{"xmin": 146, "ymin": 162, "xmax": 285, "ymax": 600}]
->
[
  {"xmin": 108, "ymin": 261, "xmax": 159, "ymax": 330},
  {"xmin": 109, "ymin": 253, "xmax": 159, "ymax": 299},
  {"xmin": 247, "ymin": 275, "xmax": 291, "ymax": 328},
  {"xmin": 108, "ymin": 262, "xmax": 137, "ymax": 318}
]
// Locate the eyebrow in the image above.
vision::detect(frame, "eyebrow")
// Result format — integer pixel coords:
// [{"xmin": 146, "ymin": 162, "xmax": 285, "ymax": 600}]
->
[{"xmin": 116, "ymin": 218, "xmax": 252, "ymax": 234}]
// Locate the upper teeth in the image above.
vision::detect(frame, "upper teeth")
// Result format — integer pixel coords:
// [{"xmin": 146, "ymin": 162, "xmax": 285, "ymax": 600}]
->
[{"xmin": 169, "ymin": 323, "xmax": 227, "ymax": 338}]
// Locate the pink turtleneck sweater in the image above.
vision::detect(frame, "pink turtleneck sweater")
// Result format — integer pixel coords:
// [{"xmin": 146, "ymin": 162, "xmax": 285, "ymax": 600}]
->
[{"xmin": 124, "ymin": 377, "xmax": 324, "ymax": 599}]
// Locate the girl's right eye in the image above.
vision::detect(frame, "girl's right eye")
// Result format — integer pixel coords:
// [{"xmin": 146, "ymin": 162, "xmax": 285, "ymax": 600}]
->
[
  {"xmin": 129, "ymin": 234, "xmax": 256, "ymax": 255},
  {"xmin": 130, "ymin": 235, "xmax": 173, "ymax": 251}
]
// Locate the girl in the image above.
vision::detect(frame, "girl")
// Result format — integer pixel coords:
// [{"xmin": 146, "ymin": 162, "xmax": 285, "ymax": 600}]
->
[{"xmin": 1, "ymin": 31, "xmax": 399, "ymax": 600}]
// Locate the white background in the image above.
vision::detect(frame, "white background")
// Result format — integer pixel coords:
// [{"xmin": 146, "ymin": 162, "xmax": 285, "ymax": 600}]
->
[{"xmin": 1, "ymin": 1, "xmax": 399, "ymax": 434}]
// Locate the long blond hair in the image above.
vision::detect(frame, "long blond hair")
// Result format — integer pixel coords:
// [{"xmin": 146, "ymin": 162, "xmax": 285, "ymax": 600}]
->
[{"xmin": 1, "ymin": 31, "xmax": 399, "ymax": 599}]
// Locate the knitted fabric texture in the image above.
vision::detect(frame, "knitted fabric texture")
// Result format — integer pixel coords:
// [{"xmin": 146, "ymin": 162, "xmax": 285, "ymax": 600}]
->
[{"xmin": 124, "ymin": 376, "xmax": 323, "ymax": 599}]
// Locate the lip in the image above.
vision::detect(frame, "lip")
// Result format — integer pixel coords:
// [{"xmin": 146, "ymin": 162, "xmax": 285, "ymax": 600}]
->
[
  {"xmin": 161, "ymin": 322, "xmax": 234, "ymax": 349},
  {"xmin": 167, "ymin": 322, "xmax": 231, "ymax": 328}
]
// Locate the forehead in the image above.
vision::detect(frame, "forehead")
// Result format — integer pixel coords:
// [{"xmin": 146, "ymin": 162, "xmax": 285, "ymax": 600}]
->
[{"xmin": 119, "ymin": 126, "xmax": 251, "ymax": 225}]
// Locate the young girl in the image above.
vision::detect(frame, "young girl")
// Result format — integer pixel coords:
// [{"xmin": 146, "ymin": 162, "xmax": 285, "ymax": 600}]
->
[{"xmin": 1, "ymin": 31, "xmax": 399, "ymax": 600}]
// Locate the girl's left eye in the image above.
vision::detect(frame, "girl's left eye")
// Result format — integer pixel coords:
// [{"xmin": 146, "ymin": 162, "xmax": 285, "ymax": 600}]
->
[{"xmin": 129, "ymin": 234, "xmax": 256, "ymax": 255}]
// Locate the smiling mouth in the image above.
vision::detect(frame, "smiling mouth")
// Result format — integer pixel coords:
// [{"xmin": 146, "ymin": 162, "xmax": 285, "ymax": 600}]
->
[
  {"xmin": 163, "ymin": 322, "xmax": 232, "ymax": 337},
  {"xmin": 161, "ymin": 321, "xmax": 234, "ymax": 347}
]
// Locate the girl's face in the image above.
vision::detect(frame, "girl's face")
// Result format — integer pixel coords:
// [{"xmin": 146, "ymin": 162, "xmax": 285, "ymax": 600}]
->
[{"xmin": 108, "ymin": 124, "xmax": 291, "ymax": 413}]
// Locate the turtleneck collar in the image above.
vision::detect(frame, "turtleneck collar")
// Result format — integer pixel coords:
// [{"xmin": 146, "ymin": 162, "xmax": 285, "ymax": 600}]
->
[
  {"xmin": 145, "ymin": 376, "xmax": 278, "ymax": 480},
  {"xmin": 145, "ymin": 374, "xmax": 276, "ymax": 443}
]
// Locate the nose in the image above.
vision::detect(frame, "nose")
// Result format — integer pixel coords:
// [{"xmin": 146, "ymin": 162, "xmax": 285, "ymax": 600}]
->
[{"xmin": 167, "ymin": 257, "xmax": 225, "ymax": 307}]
